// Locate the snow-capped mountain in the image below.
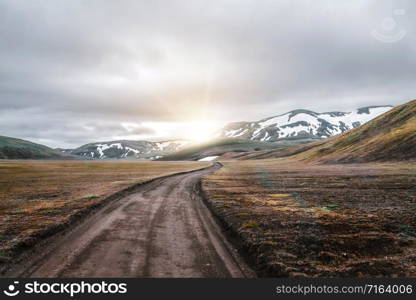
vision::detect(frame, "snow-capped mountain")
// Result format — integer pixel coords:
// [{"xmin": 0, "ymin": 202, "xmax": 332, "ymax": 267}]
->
[
  {"xmin": 64, "ymin": 140, "xmax": 190, "ymax": 160},
  {"xmin": 218, "ymin": 106, "xmax": 393, "ymax": 142}
]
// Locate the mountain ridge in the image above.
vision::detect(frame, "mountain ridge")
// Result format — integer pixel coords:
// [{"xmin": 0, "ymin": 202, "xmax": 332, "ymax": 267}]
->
[
  {"xmin": 218, "ymin": 105, "xmax": 393, "ymax": 142},
  {"xmin": 230, "ymin": 100, "xmax": 415, "ymax": 162},
  {"xmin": 63, "ymin": 139, "xmax": 190, "ymax": 160}
]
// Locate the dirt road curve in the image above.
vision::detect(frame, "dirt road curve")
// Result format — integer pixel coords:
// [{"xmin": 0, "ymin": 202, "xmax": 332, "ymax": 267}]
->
[{"xmin": 10, "ymin": 163, "xmax": 254, "ymax": 278}]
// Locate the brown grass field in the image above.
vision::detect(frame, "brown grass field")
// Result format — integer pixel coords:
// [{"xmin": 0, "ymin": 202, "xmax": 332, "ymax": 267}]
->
[
  {"xmin": 202, "ymin": 160, "xmax": 416, "ymax": 277},
  {"xmin": 0, "ymin": 160, "xmax": 207, "ymax": 263},
  {"xmin": 1, "ymin": 158, "xmax": 415, "ymax": 278}
]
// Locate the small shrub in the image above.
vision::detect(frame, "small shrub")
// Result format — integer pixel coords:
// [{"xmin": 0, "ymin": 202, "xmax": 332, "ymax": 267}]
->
[
  {"xmin": 0, "ymin": 250, "xmax": 11, "ymax": 261},
  {"xmin": 236, "ymin": 213, "xmax": 250, "ymax": 218},
  {"xmin": 270, "ymin": 193, "xmax": 291, "ymax": 198},
  {"xmin": 8, "ymin": 210, "xmax": 25, "ymax": 215},
  {"xmin": 325, "ymin": 204, "xmax": 339, "ymax": 209},
  {"xmin": 241, "ymin": 220, "xmax": 259, "ymax": 229},
  {"xmin": 399, "ymin": 225, "xmax": 416, "ymax": 237},
  {"xmin": 312, "ymin": 205, "xmax": 338, "ymax": 212},
  {"xmin": 43, "ymin": 209, "xmax": 61, "ymax": 215},
  {"xmin": 83, "ymin": 194, "xmax": 100, "ymax": 199}
]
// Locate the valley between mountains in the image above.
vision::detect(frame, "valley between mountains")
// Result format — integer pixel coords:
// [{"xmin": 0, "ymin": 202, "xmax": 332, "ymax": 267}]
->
[
  {"xmin": 0, "ymin": 100, "xmax": 415, "ymax": 278},
  {"xmin": 0, "ymin": 104, "xmax": 392, "ymax": 161}
]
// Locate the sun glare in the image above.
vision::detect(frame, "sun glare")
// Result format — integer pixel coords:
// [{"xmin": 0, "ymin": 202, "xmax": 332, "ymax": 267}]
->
[
  {"xmin": 184, "ymin": 121, "xmax": 217, "ymax": 143},
  {"xmin": 142, "ymin": 120, "xmax": 220, "ymax": 143}
]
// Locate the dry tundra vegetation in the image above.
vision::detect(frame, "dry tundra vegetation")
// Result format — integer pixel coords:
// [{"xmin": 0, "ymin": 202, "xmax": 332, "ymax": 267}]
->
[
  {"xmin": 0, "ymin": 160, "xmax": 206, "ymax": 265},
  {"xmin": 199, "ymin": 101, "xmax": 416, "ymax": 277},
  {"xmin": 1, "ymin": 100, "xmax": 415, "ymax": 277},
  {"xmin": 202, "ymin": 160, "xmax": 416, "ymax": 277}
]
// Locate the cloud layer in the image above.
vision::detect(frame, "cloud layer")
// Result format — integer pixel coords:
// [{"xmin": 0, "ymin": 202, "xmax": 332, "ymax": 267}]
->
[{"xmin": 0, "ymin": 0, "xmax": 415, "ymax": 147}]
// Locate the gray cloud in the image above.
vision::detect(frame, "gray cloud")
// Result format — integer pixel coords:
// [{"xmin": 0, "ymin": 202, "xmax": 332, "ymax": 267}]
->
[{"xmin": 0, "ymin": 0, "xmax": 415, "ymax": 147}]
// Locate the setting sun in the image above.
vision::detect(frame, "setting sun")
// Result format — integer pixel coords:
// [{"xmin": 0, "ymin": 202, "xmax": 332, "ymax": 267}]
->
[
  {"xmin": 141, "ymin": 120, "xmax": 220, "ymax": 143},
  {"xmin": 183, "ymin": 121, "xmax": 217, "ymax": 143}
]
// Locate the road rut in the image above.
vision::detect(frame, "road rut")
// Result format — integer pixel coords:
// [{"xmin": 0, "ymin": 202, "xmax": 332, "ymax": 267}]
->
[{"xmin": 9, "ymin": 163, "xmax": 253, "ymax": 278}]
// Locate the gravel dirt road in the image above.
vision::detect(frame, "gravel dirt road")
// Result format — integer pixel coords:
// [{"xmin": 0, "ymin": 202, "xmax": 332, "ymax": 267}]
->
[{"xmin": 8, "ymin": 163, "xmax": 254, "ymax": 278}]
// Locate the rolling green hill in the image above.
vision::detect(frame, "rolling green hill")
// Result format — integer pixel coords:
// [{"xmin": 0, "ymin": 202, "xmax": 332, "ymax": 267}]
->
[{"xmin": 0, "ymin": 136, "xmax": 72, "ymax": 159}]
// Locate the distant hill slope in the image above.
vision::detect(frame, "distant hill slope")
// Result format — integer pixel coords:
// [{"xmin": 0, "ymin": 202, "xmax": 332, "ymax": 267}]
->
[
  {"xmin": 0, "ymin": 136, "xmax": 71, "ymax": 159},
  {"xmin": 218, "ymin": 105, "xmax": 392, "ymax": 142},
  {"xmin": 65, "ymin": 140, "xmax": 190, "ymax": 160},
  {"xmin": 303, "ymin": 100, "xmax": 416, "ymax": 162},
  {"xmin": 235, "ymin": 100, "xmax": 415, "ymax": 163},
  {"xmin": 158, "ymin": 138, "xmax": 315, "ymax": 161}
]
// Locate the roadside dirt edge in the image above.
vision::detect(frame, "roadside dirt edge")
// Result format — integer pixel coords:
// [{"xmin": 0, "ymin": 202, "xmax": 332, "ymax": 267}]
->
[{"xmin": 198, "ymin": 163, "xmax": 265, "ymax": 277}]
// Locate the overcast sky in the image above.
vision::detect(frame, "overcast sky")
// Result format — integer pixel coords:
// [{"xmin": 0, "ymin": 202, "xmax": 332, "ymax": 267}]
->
[{"xmin": 0, "ymin": 0, "xmax": 415, "ymax": 148}]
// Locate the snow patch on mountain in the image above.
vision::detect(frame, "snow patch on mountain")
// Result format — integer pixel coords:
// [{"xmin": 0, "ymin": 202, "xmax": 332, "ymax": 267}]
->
[
  {"xmin": 68, "ymin": 140, "xmax": 190, "ymax": 160},
  {"xmin": 219, "ymin": 106, "xmax": 393, "ymax": 142},
  {"xmin": 198, "ymin": 156, "xmax": 219, "ymax": 161}
]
